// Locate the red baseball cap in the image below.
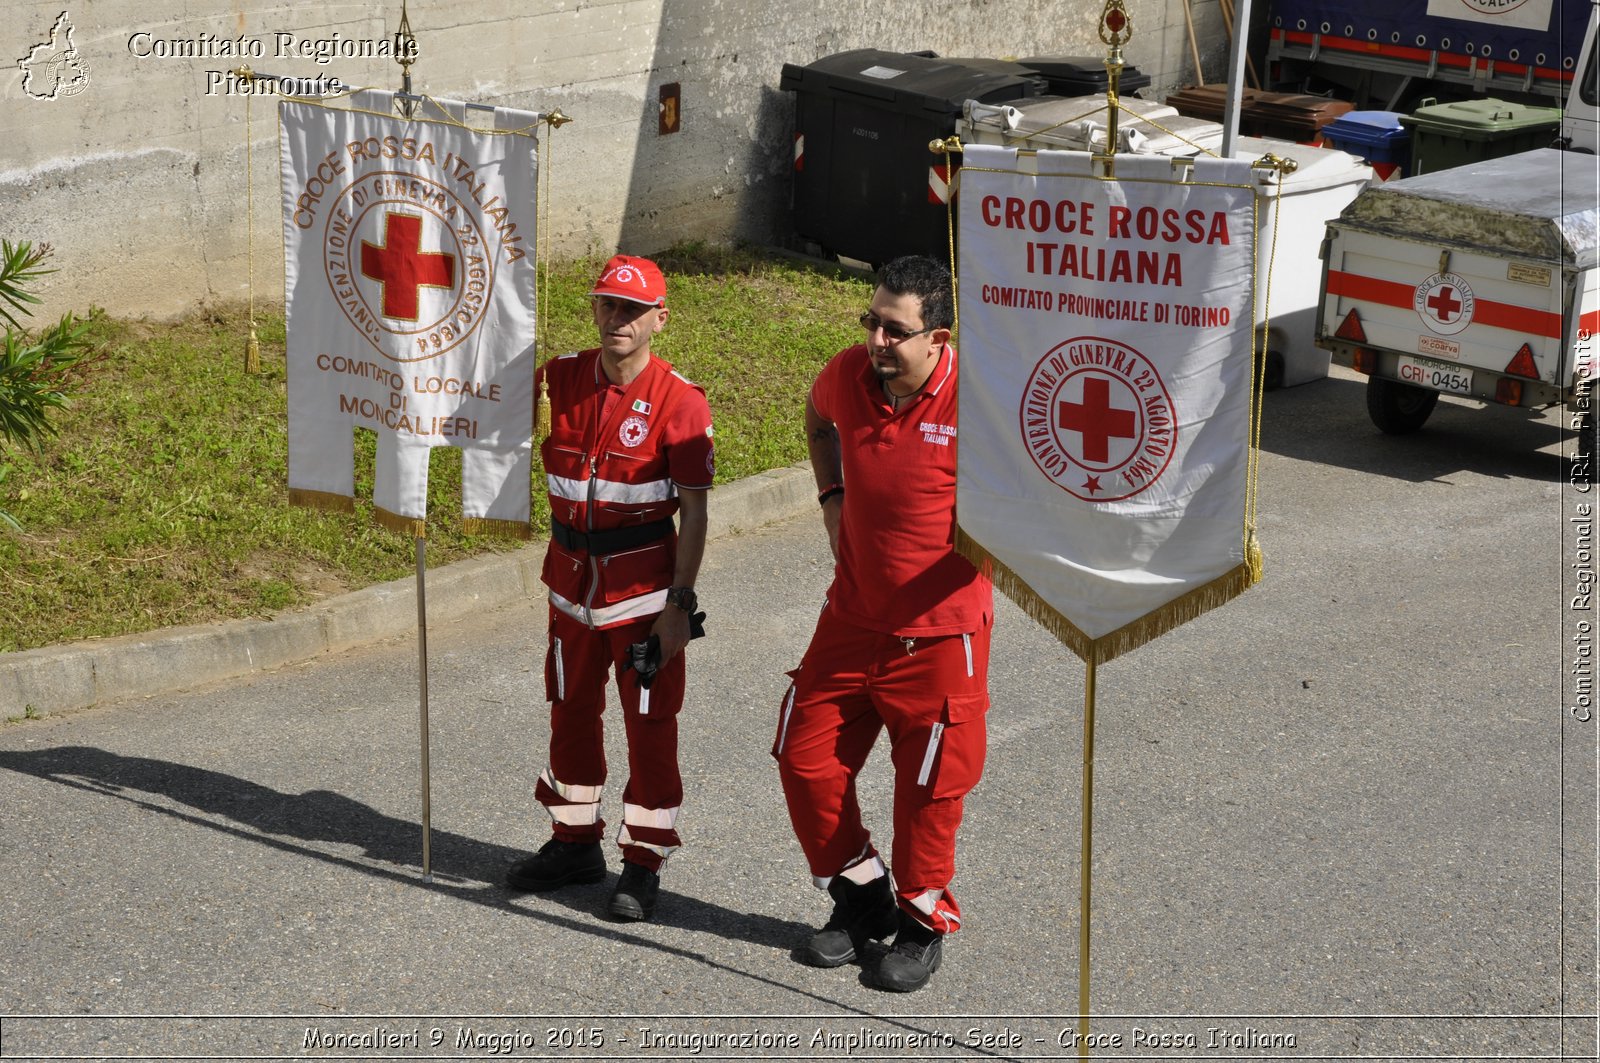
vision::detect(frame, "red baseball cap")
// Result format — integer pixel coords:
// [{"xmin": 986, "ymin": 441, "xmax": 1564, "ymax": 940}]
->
[{"xmin": 589, "ymin": 254, "xmax": 666, "ymax": 307}]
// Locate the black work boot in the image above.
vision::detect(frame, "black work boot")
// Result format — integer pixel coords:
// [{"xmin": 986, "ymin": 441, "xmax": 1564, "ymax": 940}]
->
[
  {"xmin": 868, "ymin": 909, "xmax": 943, "ymax": 992},
  {"xmin": 505, "ymin": 837, "xmax": 606, "ymax": 892},
  {"xmin": 799, "ymin": 874, "xmax": 898, "ymax": 967},
  {"xmin": 607, "ymin": 861, "xmax": 660, "ymax": 922}
]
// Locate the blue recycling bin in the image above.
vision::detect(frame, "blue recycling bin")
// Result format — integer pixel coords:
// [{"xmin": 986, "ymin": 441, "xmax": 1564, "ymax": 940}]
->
[{"xmin": 1319, "ymin": 110, "xmax": 1411, "ymax": 177}]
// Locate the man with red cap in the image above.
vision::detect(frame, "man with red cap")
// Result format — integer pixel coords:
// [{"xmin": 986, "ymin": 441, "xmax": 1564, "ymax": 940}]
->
[
  {"xmin": 507, "ymin": 254, "xmax": 714, "ymax": 922},
  {"xmin": 774, "ymin": 254, "xmax": 993, "ymax": 992}
]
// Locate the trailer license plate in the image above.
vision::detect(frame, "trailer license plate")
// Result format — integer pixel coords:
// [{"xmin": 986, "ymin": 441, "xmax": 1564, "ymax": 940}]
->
[{"xmin": 1396, "ymin": 356, "xmax": 1473, "ymax": 395}]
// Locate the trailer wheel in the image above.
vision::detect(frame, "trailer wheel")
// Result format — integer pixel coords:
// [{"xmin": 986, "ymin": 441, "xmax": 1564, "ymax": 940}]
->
[
  {"xmin": 1366, "ymin": 377, "xmax": 1439, "ymax": 434},
  {"xmin": 1261, "ymin": 349, "xmax": 1285, "ymax": 391}
]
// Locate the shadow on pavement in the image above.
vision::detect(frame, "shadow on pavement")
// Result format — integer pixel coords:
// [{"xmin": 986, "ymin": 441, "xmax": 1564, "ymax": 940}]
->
[
  {"xmin": 0, "ymin": 745, "xmax": 840, "ymax": 989},
  {"xmin": 1259, "ymin": 375, "xmax": 1571, "ymax": 484}
]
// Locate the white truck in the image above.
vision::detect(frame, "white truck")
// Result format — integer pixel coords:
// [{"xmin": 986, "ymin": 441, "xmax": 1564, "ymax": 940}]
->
[
  {"xmin": 1563, "ymin": 4, "xmax": 1599, "ymax": 154},
  {"xmin": 1266, "ymin": 0, "xmax": 1589, "ymax": 112}
]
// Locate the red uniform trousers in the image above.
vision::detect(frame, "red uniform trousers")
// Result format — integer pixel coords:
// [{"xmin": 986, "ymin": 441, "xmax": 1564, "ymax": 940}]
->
[
  {"xmin": 537, "ymin": 605, "xmax": 684, "ymax": 872},
  {"xmin": 773, "ymin": 603, "xmax": 992, "ymax": 933}
]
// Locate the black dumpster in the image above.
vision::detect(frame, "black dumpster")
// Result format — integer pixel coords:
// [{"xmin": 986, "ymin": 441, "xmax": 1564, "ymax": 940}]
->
[
  {"xmin": 1012, "ymin": 55, "xmax": 1151, "ymax": 98},
  {"xmin": 780, "ymin": 49, "xmax": 1040, "ymax": 265}
]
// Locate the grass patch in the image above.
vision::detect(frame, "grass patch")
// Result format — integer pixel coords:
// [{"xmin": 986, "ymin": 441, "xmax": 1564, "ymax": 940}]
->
[{"xmin": 0, "ymin": 244, "xmax": 871, "ymax": 652}]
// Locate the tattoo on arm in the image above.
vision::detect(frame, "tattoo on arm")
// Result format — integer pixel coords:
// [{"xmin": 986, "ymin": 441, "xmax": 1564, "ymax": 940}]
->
[{"xmin": 810, "ymin": 424, "xmax": 838, "ymax": 444}]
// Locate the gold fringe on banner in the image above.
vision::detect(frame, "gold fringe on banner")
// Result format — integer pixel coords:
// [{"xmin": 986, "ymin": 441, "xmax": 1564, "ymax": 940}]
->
[
  {"xmin": 956, "ymin": 526, "xmax": 1257, "ymax": 667},
  {"xmin": 288, "ymin": 487, "xmax": 356, "ymax": 514},
  {"xmin": 461, "ymin": 516, "xmax": 533, "ymax": 540},
  {"xmin": 374, "ymin": 506, "xmax": 429, "ymax": 539}
]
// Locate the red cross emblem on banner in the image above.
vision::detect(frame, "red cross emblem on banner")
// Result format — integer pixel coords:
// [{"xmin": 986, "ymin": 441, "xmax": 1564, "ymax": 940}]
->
[
  {"xmin": 360, "ymin": 212, "xmax": 456, "ymax": 321},
  {"xmin": 1021, "ymin": 338, "xmax": 1177, "ymax": 503},
  {"xmin": 1059, "ymin": 376, "xmax": 1137, "ymax": 464}
]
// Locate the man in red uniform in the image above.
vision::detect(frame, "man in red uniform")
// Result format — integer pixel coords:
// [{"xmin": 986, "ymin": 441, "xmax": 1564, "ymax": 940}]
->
[
  {"xmin": 507, "ymin": 254, "xmax": 714, "ymax": 923},
  {"xmin": 775, "ymin": 255, "xmax": 993, "ymax": 992}
]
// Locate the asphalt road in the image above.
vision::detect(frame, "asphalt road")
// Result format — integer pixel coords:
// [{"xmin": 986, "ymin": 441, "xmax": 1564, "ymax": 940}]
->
[{"xmin": 0, "ymin": 367, "xmax": 1593, "ymax": 1062}]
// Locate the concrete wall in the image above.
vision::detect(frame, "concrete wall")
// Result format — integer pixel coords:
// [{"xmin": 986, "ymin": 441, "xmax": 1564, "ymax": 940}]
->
[{"xmin": 2, "ymin": 0, "xmax": 1233, "ymax": 319}]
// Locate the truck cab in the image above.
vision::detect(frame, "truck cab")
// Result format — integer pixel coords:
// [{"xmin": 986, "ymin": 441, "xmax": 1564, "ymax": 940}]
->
[{"xmin": 1560, "ymin": 4, "xmax": 1600, "ymax": 153}]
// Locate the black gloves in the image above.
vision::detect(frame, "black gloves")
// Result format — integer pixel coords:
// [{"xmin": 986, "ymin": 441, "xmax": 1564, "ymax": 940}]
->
[
  {"xmin": 627, "ymin": 611, "xmax": 706, "ymax": 689},
  {"xmin": 628, "ymin": 635, "xmax": 662, "ymax": 688}
]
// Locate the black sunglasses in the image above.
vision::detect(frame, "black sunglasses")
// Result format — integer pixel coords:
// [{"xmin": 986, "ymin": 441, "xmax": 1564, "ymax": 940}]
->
[{"xmin": 859, "ymin": 311, "xmax": 935, "ymax": 343}]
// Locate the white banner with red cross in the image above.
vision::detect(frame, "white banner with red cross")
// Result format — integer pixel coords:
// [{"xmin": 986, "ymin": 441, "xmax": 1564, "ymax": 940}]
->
[
  {"xmin": 954, "ymin": 145, "xmax": 1265, "ymax": 664},
  {"xmin": 279, "ymin": 89, "xmax": 539, "ymax": 538}
]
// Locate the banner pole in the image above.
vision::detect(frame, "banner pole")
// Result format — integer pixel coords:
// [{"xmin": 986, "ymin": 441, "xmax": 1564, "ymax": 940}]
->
[
  {"xmin": 416, "ymin": 535, "xmax": 433, "ymax": 882},
  {"xmin": 1078, "ymin": 655, "xmax": 1098, "ymax": 1059},
  {"xmin": 393, "ymin": 1, "xmax": 418, "ymax": 119},
  {"xmin": 1220, "ymin": 0, "xmax": 1254, "ymax": 155},
  {"xmin": 392, "ymin": 0, "xmax": 429, "ymax": 882}
]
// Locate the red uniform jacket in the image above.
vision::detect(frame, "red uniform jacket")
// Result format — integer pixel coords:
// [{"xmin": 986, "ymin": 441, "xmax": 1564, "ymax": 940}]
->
[{"xmin": 539, "ymin": 350, "xmax": 713, "ymax": 629}]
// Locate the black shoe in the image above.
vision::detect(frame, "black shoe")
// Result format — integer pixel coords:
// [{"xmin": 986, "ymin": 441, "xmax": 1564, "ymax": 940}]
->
[
  {"xmin": 868, "ymin": 910, "xmax": 943, "ymax": 992},
  {"xmin": 607, "ymin": 861, "xmax": 660, "ymax": 922},
  {"xmin": 505, "ymin": 838, "xmax": 605, "ymax": 892},
  {"xmin": 799, "ymin": 874, "xmax": 898, "ymax": 968}
]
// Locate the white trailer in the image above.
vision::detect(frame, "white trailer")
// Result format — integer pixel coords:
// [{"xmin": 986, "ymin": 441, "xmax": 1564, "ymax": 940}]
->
[{"xmin": 1315, "ymin": 148, "xmax": 1597, "ymax": 464}]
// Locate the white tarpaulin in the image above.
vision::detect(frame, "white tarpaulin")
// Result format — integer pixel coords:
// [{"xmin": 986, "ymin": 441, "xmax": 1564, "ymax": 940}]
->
[
  {"xmin": 280, "ymin": 89, "xmax": 538, "ymax": 538},
  {"xmin": 955, "ymin": 145, "xmax": 1265, "ymax": 664}
]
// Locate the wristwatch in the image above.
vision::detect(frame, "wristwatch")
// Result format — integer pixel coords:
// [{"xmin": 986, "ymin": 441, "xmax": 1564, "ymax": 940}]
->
[{"xmin": 665, "ymin": 585, "xmax": 698, "ymax": 613}]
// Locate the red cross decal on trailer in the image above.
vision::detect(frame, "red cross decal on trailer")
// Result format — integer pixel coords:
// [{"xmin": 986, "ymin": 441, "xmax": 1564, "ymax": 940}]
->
[
  {"xmin": 360, "ymin": 212, "xmax": 456, "ymax": 321},
  {"xmin": 1059, "ymin": 376, "xmax": 1136, "ymax": 464},
  {"xmin": 1425, "ymin": 286, "xmax": 1463, "ymax": 322}
]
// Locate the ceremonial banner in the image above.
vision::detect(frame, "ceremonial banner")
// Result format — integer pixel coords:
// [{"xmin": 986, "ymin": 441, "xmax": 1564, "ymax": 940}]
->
[
  {"xmin": 280, "ymin": 89, "xmax": 539, "ymax": 537},
  {"xmin": 955, "ymin": 145, "xmax": 1264, "ymax": 664}
]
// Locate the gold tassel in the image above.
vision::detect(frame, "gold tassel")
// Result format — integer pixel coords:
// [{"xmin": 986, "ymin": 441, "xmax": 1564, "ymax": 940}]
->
[
  {"xmin": 535, "ymin": 376, "xmax": 551, "ymax": 442},
  {"xmin": 1246, "ymin": 530, "xmax": 1264, "ymax": 585},
  {"xmin": 245, "ymin": 322, "xmax": 261, "ymax": 375},
  {"xmin": 461, "ymin": 516, "xmax": 534, "ymax": 540},
  {"xmin": 288, "ymin": 487, "xmax": 356, "ymax": 513},
  {"xmin": 374, "ymin": 506, "xmax": 428, "ymax": 539}
]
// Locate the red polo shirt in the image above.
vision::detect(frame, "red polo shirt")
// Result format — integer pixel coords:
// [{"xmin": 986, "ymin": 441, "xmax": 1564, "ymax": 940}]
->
[{"xmin": 811, "ymin": 342, "xmax": 992, "ymax": 636}]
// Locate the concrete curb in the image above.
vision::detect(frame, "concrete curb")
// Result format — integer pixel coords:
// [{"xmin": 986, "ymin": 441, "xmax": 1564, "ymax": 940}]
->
[{"xmin": 0, "ymin": 462, "xmax": 816, "ymax": 720}]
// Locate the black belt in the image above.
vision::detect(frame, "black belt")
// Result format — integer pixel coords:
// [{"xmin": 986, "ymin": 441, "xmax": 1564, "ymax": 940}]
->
[{"xmin": 551, "ymin": 517, "xmax": 674, "ymax": 555}]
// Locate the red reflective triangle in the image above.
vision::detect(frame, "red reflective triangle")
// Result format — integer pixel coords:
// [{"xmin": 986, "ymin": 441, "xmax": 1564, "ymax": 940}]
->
[
  {"xmin": 1334, "ymin": 308, "xmax": 1366, "ymax": 342},
  {"xmin": 1505, "ymin": 343, "xmax": 1539, "ymax": 379}
]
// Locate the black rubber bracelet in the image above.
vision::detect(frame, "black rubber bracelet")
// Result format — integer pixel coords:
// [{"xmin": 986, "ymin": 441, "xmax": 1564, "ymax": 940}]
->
[{"xmin": 817, "ymin": 485, "xmax": 845, "ymax": 506}]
